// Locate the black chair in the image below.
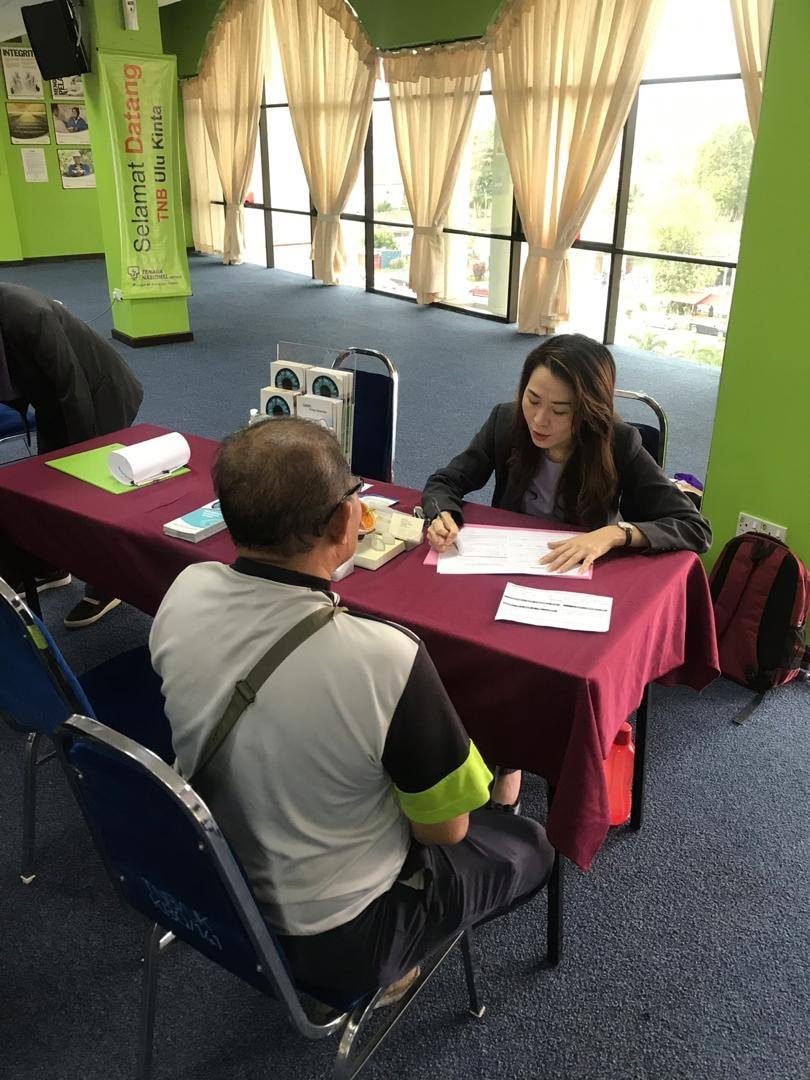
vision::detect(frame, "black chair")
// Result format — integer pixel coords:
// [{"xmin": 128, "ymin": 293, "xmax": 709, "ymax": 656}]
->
[
  {"xmin": 0, "ymin": 576, "xmax": 172, "ymax": 883},
  {"xmin": 55, "ymin": 714, "xmax": 485, "ymax": 1079},
  {"xmin": 333, "ymin": 348, "xmax": 398, "ymax": 483},
  {"xmin": 614, "ymin": 389, "xmax": 669, "ymax": 469},
  {"xmin": 0, "ymin": 403, "xmax": 35, "ymax": 462}
]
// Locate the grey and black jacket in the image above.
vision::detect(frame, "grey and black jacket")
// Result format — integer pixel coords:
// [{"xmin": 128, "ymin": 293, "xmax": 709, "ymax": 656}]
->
[{"xmin": 422, "ymin": 402, "xmax": 711, "ymax": 554}]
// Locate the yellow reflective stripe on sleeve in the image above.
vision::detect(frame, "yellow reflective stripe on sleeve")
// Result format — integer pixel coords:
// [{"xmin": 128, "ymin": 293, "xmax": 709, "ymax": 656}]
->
[
  {"xmin": 26, "ymin": 624, "xmax": 48, "ymax": 650},
  {"xmin": 395, "ymin": 742, "xmax": 493, "ymax": 825}
]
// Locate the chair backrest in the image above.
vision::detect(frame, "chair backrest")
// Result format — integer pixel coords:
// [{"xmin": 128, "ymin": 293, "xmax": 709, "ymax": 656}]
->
[
  {"xmin": 55, "ymin": 714, "xmax": 349, "ymax": 1038},
  {"xmin": 614, "ymin": 389, "xmax": 669, "ymax": 469},
  {"xmin": 0, "ymin": 404, "xmax": 35, "ymax": 459},
  {"xmin": 0, "ymin": 576, "xmax": 94, "ymax": 734},
  {"xmin": 333, "ymin": 348, "xmax": 398, "ymax": 483}
]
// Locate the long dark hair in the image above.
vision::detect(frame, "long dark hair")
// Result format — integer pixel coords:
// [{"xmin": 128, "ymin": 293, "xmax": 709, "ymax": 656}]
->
[{"xmin": 510, "ymin": 334, "xmax": 618, "ymax": 527}]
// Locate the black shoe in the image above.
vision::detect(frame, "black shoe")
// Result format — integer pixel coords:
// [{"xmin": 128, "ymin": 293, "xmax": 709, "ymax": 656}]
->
[
  {"xmin": 64, "ymin": 595, "xmax": 121, "ymax": 628},
  {"xmin": 489, "ymin": 798, "xmax": 523, "ymax": 815},
  {"xmin": 35, "ymin": 571, "xmax": 72, "ymax": 593}
]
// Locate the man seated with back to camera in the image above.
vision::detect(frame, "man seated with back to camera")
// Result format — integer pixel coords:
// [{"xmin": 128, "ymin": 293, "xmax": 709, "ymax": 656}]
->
[{"xmin": 150, "ymin": 417, "xmax": 554, "ymax": 1003}]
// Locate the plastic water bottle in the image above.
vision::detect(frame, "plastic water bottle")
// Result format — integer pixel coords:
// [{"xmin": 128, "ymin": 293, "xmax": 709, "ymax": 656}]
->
[{"xmin": 604, "ymin": 721, "xmax": 635, "ymax": 825}]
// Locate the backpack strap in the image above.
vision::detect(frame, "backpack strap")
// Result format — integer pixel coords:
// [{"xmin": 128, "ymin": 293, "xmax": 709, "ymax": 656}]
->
[
  {"xmin": 733, "ymin": 691, "xmax": 767, "ymax": 725},
  {"xmin": 188, "ymin": 602, "xmax": 344, "ymax": 786}
]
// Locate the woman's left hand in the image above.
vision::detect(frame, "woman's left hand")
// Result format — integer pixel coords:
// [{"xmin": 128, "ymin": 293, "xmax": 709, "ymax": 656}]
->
[{"xmin": 539, "ymin": 526, "xmax": 623, "ymax": 575}]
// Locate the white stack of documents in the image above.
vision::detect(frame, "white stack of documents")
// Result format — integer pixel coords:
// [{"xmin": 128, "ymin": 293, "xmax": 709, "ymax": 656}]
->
[
  {"xmin": 495, "ymin": 582, "xmax": 613, "ymax": 633},
  {"xmin": 436, "ymin": 525, "xmax": 593, "ymax": 579}
]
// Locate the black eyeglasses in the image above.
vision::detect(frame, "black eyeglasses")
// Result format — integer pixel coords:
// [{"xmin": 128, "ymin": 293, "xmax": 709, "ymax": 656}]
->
[{"xmin": 322, "ymin": 476, "xmax": 363, "ymax": 528}]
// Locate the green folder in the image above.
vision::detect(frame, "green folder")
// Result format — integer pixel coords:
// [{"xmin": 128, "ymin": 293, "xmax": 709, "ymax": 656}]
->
[{"xmin": 45, "ymin": 443, "xmax": 189, "ymax": 494}]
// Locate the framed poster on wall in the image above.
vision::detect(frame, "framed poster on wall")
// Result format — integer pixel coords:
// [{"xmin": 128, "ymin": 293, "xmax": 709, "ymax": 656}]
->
[
  {"xmin": 58, "ymin": 147, "xmax": 96, "ymax": 188},
  {"xmin": 51, "ymin": 75, "xmax": 84, "ymax": 99},
  {"xmin": 51, "ymin": 102, "xmax": 90, "ymax": 144},
  {"xmin": 6, "ymin": 101, "xmax": 50, "ymax": 144},
  {"xmin": 1, "ymin": 46, "xmax": 44, "ymax": 100}
]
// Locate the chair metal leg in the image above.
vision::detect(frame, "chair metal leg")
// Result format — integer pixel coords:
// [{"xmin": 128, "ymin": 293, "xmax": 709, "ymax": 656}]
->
[
  {"xmin": 136, "ymin": 924, "xmax": 163, "ymax": 1080},
  {"xmin": 332, "ymin": 932, "xmax": 466, "ymax": 1080},
  {"xmin": 460, "ymin": 932, "xmax": 485, "ymax": 1018},
  {"xmin": 630, "ymin": 685, "xmax": 650, "ymax": 831},
  {"xmin": 20, "ymin": 732, "xmax": 40, "ymax": 884}
]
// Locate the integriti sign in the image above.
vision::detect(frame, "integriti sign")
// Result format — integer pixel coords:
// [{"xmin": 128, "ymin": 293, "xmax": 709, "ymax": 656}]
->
[{"xmin": 99, "ymin": 52, "xmax": 190, "ymax": 298}]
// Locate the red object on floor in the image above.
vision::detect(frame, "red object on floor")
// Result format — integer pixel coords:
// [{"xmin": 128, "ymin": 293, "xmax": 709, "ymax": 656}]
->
[{"xmin": 604, "ymin": 722, "xmax": 635, "ymax": 826}]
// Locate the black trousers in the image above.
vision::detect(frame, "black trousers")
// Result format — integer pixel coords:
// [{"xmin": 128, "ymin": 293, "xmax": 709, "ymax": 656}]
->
[{"xmin": 278, "ymin": 808, "xmax": 555, "ymax": 998}]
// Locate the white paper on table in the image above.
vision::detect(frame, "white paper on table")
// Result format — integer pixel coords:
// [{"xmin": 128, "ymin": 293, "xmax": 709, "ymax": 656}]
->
[
  {"xmin": 436, "ymin": 525, "xmax": 593, "ymax": 579},
  {"xmin": 21, "ymin": 147, "xmax": 48, "ymax": 182},
  {"xmin": 362, "ymin": 495, "xmax": 398, "ymax": 508},
  {"xmin": 108, "ymin": 432, "xmax": 191, "ymax": 486},
  {"xmin": 495, "ymin": 582, "xmax": 612, "ymax": 632}
]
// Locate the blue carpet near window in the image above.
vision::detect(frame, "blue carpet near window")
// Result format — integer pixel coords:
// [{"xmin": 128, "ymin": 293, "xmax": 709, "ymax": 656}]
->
[
  {"xmin": 0, "ymin": 255, "xmax": 719, "ymax": 487},
  {"xmin": 1, "ymin": 258, "xmax": 808, "ymax": 1080}
]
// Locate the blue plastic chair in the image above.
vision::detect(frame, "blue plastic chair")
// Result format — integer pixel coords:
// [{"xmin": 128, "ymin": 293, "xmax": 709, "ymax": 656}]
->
[
  {"xmin": 615, "ymin": 389, "xmax": 669, "ymax": 469},
  {"xmin": 0, "ymin": 403, "xmax": 36, "ymax": 462},
  {"xmin": 0, "ymin": 576, "xmax": 172, "ymax": 883},
  {"xmin": 333, "ymin": 348, "xmax": 398, "ymax": 483},
  {"xmin": 55, "ymin": 714, "xmax": 485, "ymax": 1079}
]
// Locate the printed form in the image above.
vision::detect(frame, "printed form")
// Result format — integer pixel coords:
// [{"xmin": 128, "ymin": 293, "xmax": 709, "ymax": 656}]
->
[
  {"xmin": 495, "ymin": 582, "xmax": 613, "ymax": 632},
  {"xmin": 436, "ymin": 525, "xmax": 593, "ymax": 579}
]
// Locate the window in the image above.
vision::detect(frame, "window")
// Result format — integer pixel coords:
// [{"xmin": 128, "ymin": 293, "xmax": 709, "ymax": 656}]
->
[{"xmin": 219, "ymin": 0, "xmax": 752, "ymax": 359}]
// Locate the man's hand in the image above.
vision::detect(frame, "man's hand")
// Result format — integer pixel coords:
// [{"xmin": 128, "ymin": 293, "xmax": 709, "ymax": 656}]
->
[
  {"xmin": 539, "ymin": 525, "xmax": 625, "ymax": 575},
  {"xmin": 410, "ymin": 813, "xmax": 469, "ymax": 846},
  {"xmin": 427, "ymin": 511, "xmax": 459, "ymax": 553}
]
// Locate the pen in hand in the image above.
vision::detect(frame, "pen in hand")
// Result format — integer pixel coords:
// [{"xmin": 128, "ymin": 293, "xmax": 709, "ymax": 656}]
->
[{"xmin": 426, "ymin": 497, "xmax": 459, "ymax": 552}]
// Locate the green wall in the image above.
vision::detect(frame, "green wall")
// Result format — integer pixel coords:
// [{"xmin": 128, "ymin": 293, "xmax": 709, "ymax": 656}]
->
[
  {"xmin": 0, "ymin": 42, "xmax": 103, "ymax": 259},
  {"xmin": 351, "ymin": 0, "xmax": 503, "ymax": 49},
  {"xmin": 701, "ymin": 0, "xmax": 810, "ymax": 567},
  {"xmin": 160, "ymin": 0, "xmax": 226, "ymax": 78}
]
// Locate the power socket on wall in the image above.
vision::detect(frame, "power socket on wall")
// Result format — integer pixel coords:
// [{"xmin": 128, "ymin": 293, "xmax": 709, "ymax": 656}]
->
[{"xmin": 736, "ymin": 513, "xmax": 788, "ymax": 542}]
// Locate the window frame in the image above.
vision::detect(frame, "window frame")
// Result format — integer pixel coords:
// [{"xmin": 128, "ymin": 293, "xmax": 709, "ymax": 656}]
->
[{"xmin": 214, "ymin": 68, "xmax": 748, "ymax": 342}]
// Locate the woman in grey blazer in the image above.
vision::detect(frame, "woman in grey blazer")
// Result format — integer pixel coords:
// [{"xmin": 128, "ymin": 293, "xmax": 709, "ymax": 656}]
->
[
  {"xmin": 423, "ymin": 333, "xmax": 711, "ymax": 572},
  {"xmin": 422, "ymin": 333, "xmax": 712, "ymax": 809}
]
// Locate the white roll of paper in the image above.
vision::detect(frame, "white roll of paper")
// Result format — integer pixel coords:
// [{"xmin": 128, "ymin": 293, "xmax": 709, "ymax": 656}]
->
[{"xmin": 108, "ymin": 432, "xmax": 191, "ymax": 486}]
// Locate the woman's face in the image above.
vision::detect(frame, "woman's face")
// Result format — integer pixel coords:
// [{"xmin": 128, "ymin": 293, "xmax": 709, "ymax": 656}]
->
[{"xmin": 521, "ymin": 363, "xmax": 575, "ymax": 459}]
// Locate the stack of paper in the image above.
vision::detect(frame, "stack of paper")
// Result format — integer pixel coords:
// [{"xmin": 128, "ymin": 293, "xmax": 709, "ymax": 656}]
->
[
  {"xmin": 270, "ymin": 360, "xmax": 310, "ymax": 393},
  {"xmin": 299, "ymin": 366, "xmax": 355, "ymax": 460},
  {"xmin": 260, "ymin": 386, "xmax": 298, "ymax": 417},
  {"xmin": 163, "ymin": 500, "xmax": 227, "ymax": 543},
  {"xmin": 495, "ymin": 582, "xmax": 613, "ymax": 632},
  {"xmin": 436, "ymin": 525, "xmax": 593, "ymax": 579}
]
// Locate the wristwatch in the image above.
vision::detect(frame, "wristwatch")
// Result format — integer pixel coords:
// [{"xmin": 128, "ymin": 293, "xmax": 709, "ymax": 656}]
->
[{"xmin": 616, "ymin": 521, "xmax": 634, "ymax": 547}]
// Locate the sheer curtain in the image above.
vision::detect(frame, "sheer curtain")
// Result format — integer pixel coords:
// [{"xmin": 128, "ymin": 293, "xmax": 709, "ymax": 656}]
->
[
  {"xmin": 271, "ymin": 0, "xmax": 376, "ymax": 284},
  {"xmin": 488, "ymin": 0, "xmax": 664, "ymax": 334},
  {"xmin": 384, "ymin": 47, "xmax": 486, "ymax": 304},
  {"xmin": 199, "ymin": 0, "xmax": 268, "ymax": 264},
  {"xmin": 729, "ymin": 0, "xmax": 774, "ymax": 135},
  {"xmin": 181, "ymin": 79, "xmax": 224, "ymax": 256}
]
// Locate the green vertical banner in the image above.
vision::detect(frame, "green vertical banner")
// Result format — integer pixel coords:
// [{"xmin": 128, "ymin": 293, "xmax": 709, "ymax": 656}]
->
[{"xmin": 99, "ymin": 52, "xmax": 191, "ymax": 298}]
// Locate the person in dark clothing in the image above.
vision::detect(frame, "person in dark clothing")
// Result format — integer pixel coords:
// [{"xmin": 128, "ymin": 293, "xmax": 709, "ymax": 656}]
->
[
  {"xmin": 422, "ymin": 333, "xmax": 712, "ymax": 810},
  {"xmin": 0, "ymin": 282, "xmax": 143, "ymax": 627}
]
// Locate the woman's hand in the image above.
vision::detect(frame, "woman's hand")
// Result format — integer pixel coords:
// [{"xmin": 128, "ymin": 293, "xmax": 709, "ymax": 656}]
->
[
  {"xmin": 427, "ymin": 511, "xmax": 460, "ymax": 553},
  {"xmin": 539, "ymin": 525, "xmax": 624, "ymax": 575}
]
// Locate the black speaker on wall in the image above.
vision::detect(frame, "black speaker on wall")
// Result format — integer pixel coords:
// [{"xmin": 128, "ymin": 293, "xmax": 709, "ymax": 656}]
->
[{"xmin": 21, "ymin": 0, "xmax": 90, "ymax": 79}]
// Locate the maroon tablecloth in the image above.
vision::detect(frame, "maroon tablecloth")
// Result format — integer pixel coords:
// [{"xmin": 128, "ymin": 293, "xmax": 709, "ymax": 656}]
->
[{"xmin": 0, "ymin": 424, "xmax": 719, "ymax": 869}]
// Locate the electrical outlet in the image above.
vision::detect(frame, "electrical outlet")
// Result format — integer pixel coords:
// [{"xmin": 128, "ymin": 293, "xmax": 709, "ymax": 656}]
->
[
  {"xmin": 112, "ymin": 288, "xmax": 123, "ymax": 302},
  {"xmin": 736, "ymin": 513, "xmax": 787, "ymax": 542}
]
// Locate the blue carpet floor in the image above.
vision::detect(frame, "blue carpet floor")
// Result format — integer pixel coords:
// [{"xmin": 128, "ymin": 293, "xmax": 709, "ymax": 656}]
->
[{"xmin": 0, "ymin": 258, "xmax": 807, "ymax": 1080}]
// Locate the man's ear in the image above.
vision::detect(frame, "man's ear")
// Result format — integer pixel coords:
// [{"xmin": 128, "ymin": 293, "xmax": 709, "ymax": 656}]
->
[{"xmin": 326, "ymin": 499, "xmax": 354, "ymax": 547}]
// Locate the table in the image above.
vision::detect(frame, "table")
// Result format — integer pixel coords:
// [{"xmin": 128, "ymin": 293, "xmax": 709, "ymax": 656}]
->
[{"xmin": 0, "ymin": 424, "xmax": 719, "ymax": 946}]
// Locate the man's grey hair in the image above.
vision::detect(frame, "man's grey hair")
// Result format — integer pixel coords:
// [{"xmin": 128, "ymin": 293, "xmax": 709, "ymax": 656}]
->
[{"xmin": 213, "ymin": 418, "xmax": 354, "ymax": 557}]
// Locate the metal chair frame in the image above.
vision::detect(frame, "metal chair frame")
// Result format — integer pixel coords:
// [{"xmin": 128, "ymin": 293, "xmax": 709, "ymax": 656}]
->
[
  {"xmin": 0, "ymin": 404, "xmax": 35, "ymax": 463},
  {"xmin": 0, "ymin": 576, "xmax": 88, "ymax": 883},
  {"xmin": 57, "ymin": 714, "xmax": 485, "ymax": 1080},
  {"xmin": 614, "ymin": 389, "xmax": 669, "ymax": 469},
  {"xmin": 333, "ymin": 347, "xmax": 399, "ymax": 482}
]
